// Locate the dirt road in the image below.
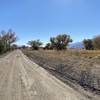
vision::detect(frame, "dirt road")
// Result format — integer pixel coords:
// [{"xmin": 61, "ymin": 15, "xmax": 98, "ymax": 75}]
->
[{"xmin": 0, "ymin": 50, "xmax": 94, "ymax": 100}]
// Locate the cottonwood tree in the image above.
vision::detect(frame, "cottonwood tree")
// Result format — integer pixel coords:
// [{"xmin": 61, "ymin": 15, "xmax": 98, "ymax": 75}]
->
[
  {"xmin": 50, "ymin": 34, "xmax": 72, "ymax": 50},
  {"xmin": 28, "ymin": 39, "xmax": 43, "ymax": 50},
  {"xmin": 0, "ymin": 29, "xmax": 17, "ymax": 52}
]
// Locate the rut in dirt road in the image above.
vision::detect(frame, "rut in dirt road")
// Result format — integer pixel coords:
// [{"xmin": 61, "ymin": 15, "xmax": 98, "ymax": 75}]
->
[{"xmin": 0, "ymin": 50, "xmax": 93, "ymax": 100}]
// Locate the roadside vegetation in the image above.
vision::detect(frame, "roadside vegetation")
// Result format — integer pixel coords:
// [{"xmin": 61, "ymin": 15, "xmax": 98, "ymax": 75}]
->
[
  {"xmin": 27, "ymin": 39, "xmax": 43, "ymax": 50},
  {"xmin": 28, "ymin": 34, "xmax": 73, "ymax": 50},
  {"xmin": 0, "ymin": 29, "xmax": 17, "ymax": 54},
  {"xmin": 83, "ymin": 35, "xmax": 100, "ymax": 50},
  {"xmin": 27, "ymin": 34, "xmax": 100, "ymax": 51},
  {"xmin": 48, "ymin": 34, "xmax": 72, "ymax": 50},
  {"xmin": 22, "ymin": 33, "xmax": 100, "ymax": 95},
  {"xmin": 22, "ymin": 49, "xmax": 100, "ymax": 95}
]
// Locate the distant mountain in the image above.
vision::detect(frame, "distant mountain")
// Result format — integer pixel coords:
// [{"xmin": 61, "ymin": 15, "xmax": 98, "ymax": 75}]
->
[{"xmin": 69, "ymin": 42, "xmax": 84, "ymax": 49}]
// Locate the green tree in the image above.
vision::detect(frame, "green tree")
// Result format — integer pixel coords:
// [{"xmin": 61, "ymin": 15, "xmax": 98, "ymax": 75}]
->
[
  {"xmin": 6, "ymin": 29, "xmax": 17, "ymax": 50},
  {"xmin": 0, "ymin": 30, "xmax": 8, "ymax": 51},
  {"xmin": 0, "ymin": 29, "xmax": 17, "ymax": 52},
  {"xmin": 28, "ymin": 39, "xmax": 43, "ymax": 50},
  {"xmin": 83, "ymin": 39, "xmax": 94, "ymax": 50},
  {"xmin": 0, "ymin": 40, "xmax": 4, "ymax": 53},
  {"xmin": 93, "ymin": 35, "xmax": 100, "ymax": 50},
  {"xmin": 1, "ymin": 29, "xmax": 17, "ymax": 51},
  {"xmin": 50, "ymin": 34, "xmax": 72, "ymax": 50}
]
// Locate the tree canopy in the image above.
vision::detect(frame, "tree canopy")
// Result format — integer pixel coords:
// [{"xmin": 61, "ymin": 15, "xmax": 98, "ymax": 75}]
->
[
  {"xmin": 0, "ymin": 29, "xmax": 17, "ymax": 53},
  {"xmin": 28, "ymin": 39, "xmax": 43, "ymax": 50},
  {"xmin": 83, "ymin": 39, "xmax": 94, "ymax": 50},
  {"xmin": 49, "ymin": 34, "xmax": 72, "ymax": 50},
  {"xmin": 93, "ymin": 35, "xmax": 100, "ymax": 50}
]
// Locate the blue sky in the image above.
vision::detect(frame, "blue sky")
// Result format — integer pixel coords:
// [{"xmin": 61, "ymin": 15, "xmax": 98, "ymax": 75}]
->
[{"xmin": 0, "ymin": 0, "xmax": 100, "ymax": 45}]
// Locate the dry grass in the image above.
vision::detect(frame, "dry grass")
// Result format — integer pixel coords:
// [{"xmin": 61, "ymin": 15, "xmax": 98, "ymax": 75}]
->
[
  {"xmin": 37, "ymin": 49, "xmax": 100, "ymax": 64},
  {"xmin": 79, "ymin": 50, "xmax": 100, "ymax": 57}
]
